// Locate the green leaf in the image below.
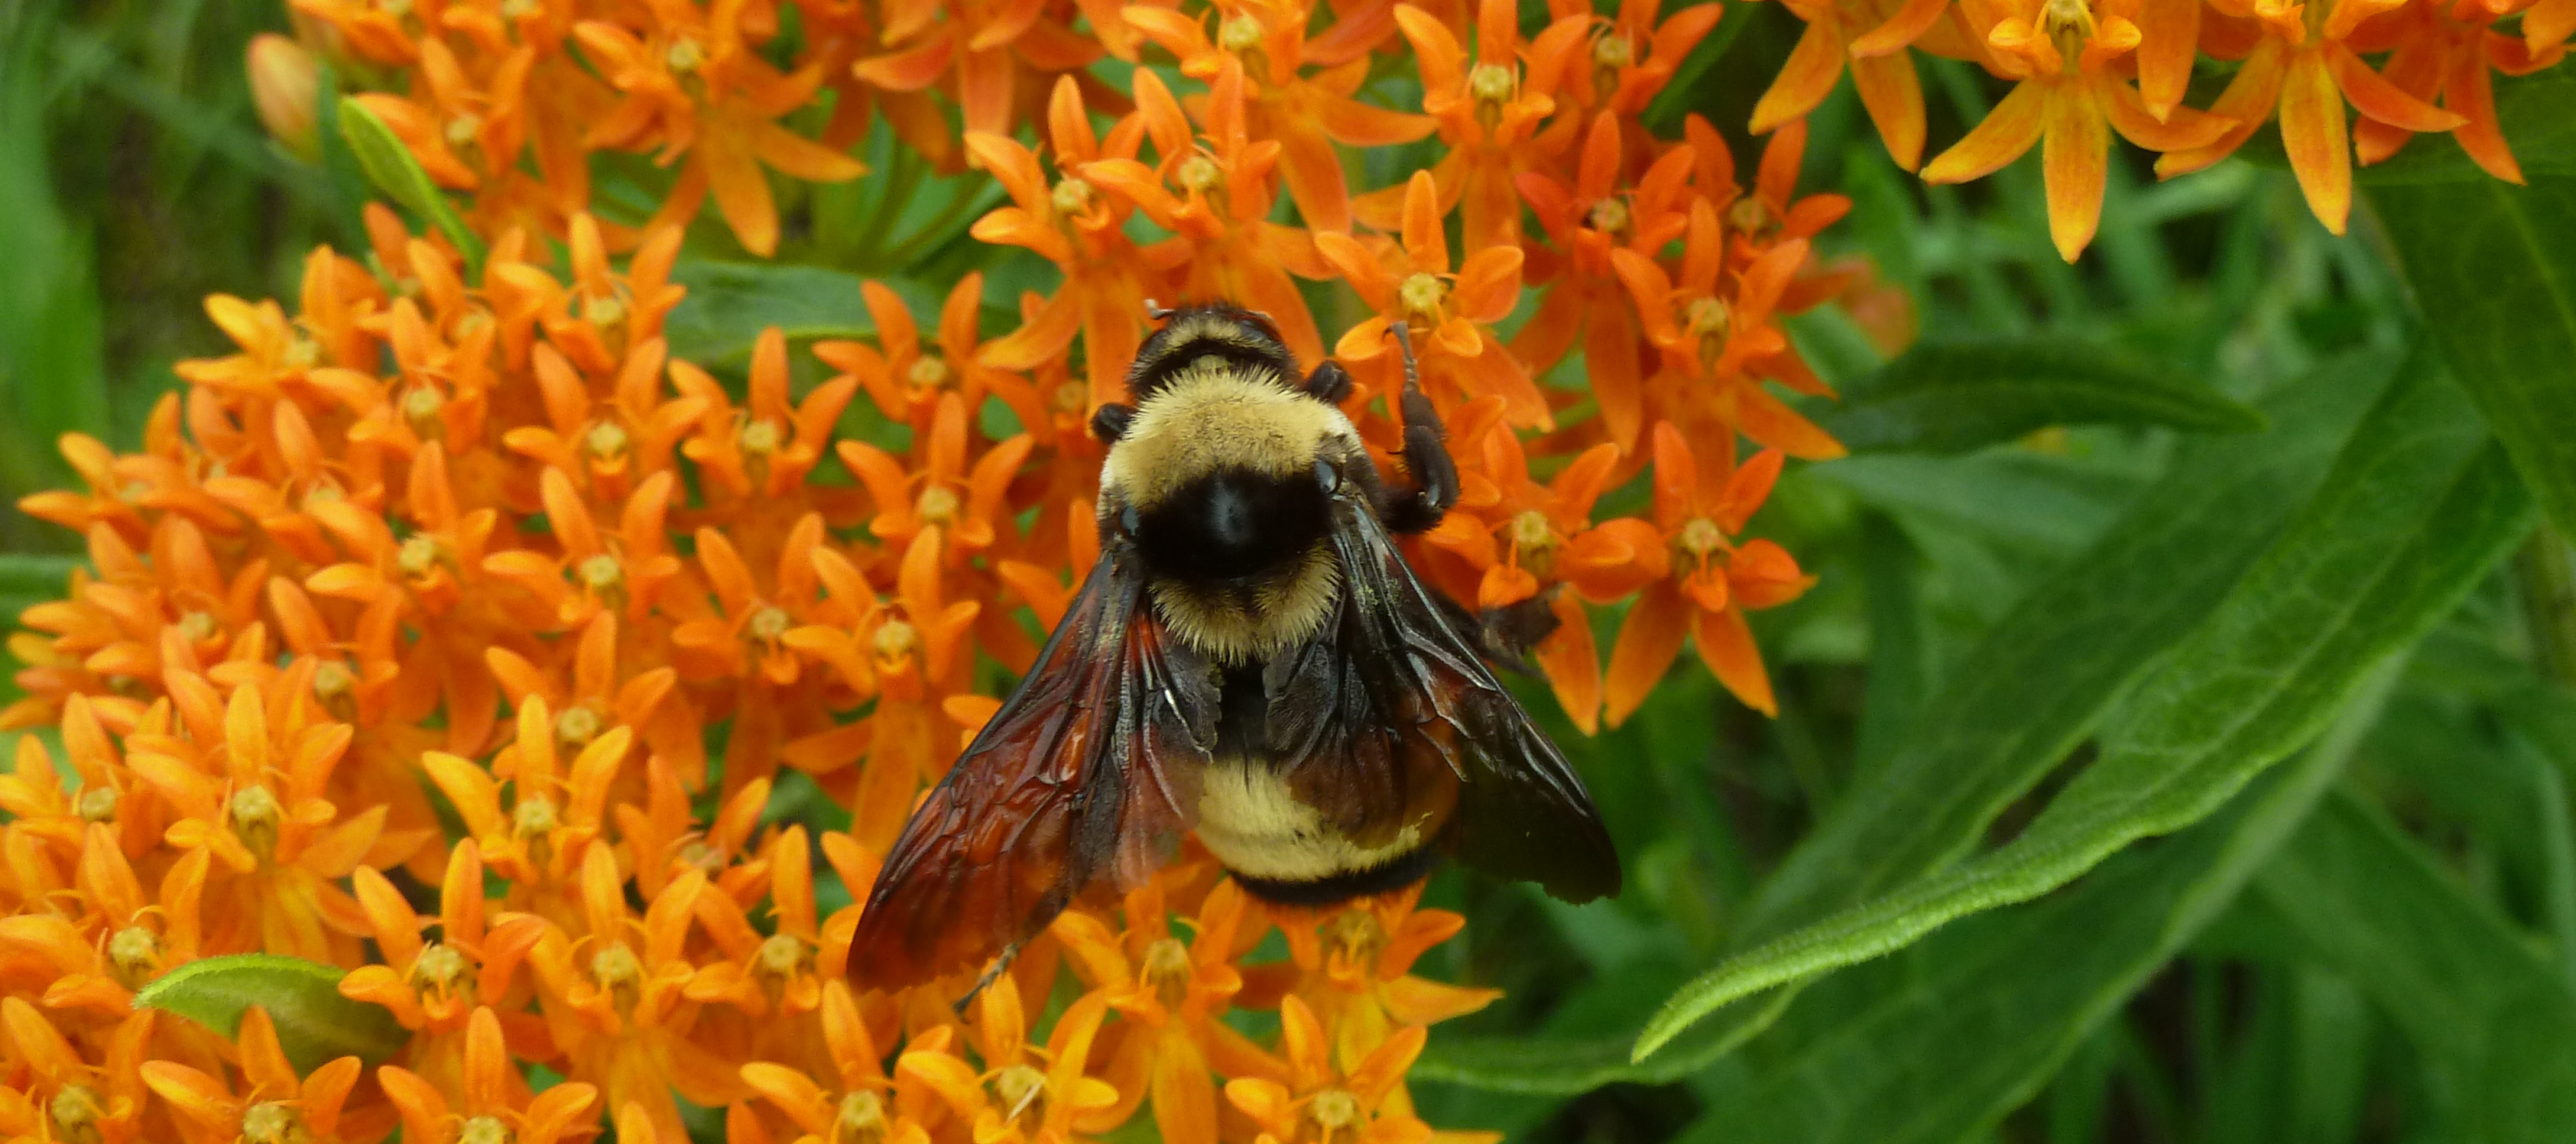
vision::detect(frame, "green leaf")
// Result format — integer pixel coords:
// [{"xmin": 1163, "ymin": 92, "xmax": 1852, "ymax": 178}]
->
[
  {"xmin": 2370, "ymin": 172, "xmax": 2576, "ymax": 546},
  {"xmin": 662, "ymin": 262, "xmax": 930, "ymax": 367},
  {"xmin": 1821, "ymin": 339, "xmax": 2265, "ymax": 454},
  {"xmin": 1419, "ymin": 352, "xmax": 2395, "ymax": 1094},
  {"xmin": 132, "ymin": 954, "xmax": 408, "ymax": 1072},
  {"xmin": 2358, "ymin": 69, "xmax": 2576, "ymax": 186},
  {"xmin": 1635, "ymin": 350, "xmax": 2533, "ymax": 1061},
  {"xmin": 334, "ymin": 96, "xmax": 484, "ymax": 271},
  {"xmin": 2255, "ymin": 793, "xmax": 2576, "ymax": 1142},
  {"xmin": 1681, "ymin": 663, "xmax": 2393, "ymax": 1144}
]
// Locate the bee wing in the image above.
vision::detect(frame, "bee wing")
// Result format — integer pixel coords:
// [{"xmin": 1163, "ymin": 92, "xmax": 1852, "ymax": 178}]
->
[
  {"xmin": 1268, "ymin": 497, "xmax": 1621, "ymax": 902},
  {"xmin": 849, "ymin": 541, "xmax": 1218, "ymax": 990}
]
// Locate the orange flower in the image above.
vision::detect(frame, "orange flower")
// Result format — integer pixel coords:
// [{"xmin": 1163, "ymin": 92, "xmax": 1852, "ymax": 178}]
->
[
  {"xmin": 2, "ymin": 1001, "xmax": 157, "ymax": 1144},
  {"xmin": 1556, "ymin": 0, "xmax": 1729, "ymax": 116},
  {"xmin": 1224, "ymin": 996, "xmax": 1452, "ymax": 1144},
  {"xmin": 1319, "ymin": 171, "xmax": 1542, "ymax": 426},
  {"xmin": 1752, "ymin": 0, "xmax": 1945, "ymax": 169},
  {"xmin": 1082, "ymin": 66, "xmax": 1332, "ymax": 365},
  {"xmin": 897, "ymin": 987, "xmax": 1122, "ymax": 1143},
  {"xmin": 791, "ymin": 533, "xmax": 981, "ymax": 846},
  {"xmin": 1055, "ymin": 880, "xmax": 1285, "ymax": 1144},
  {"xmin": 2154, "ymin": 0, "xmax": 2467, "ymax": 232},
  {"xmin": 1612, "ymin": 202, "xmax": 1845, "ymax": 462},
  {"xmin": 836, "ymin": 394, "xmax": 1033, "ymax": 566},
  {"xmin": 740, "ymin": 978, "xmax": 939, "ymax": 1144},
  {"xmin": 1126, "ymin": 0, "xmax": 1434, "ymax": 232},
  {"xmin": 380, "ymin": 1006, "xmax": 601, "ymax": 1144},
  {"xmin": 853, "ymin": 0, "xmax": 1104, "ymax": 147},
  {"xmin": 1604, "ymin": 423, "xmax": 1812, "ymax": 722},
  {"xmin": 340, "ymin": 841, "xmax": 547, "ymax": 1077},
  {"xmin": 480, "ymin": 467, "xmax": 683, "ymax": 630},
  {"xmin": 1267, "ymin": 885, "xmax": 1498, "ymax": 1075},
  {"xmin": 1378, "ymin": 0, "xmax": 1590, "ymax": 251},
  {"xmin": 0, "ymin": 824, "xmax": 206, "ymax": 1018},
  {"xmin": 125, "ymin": 679, "xmax": 389, "ymax": 961},
  {"xmin": 1922, "ymin": 0, "xmax": 2235, "ymax": 258},
  {"xmin": 676, "ymin": 328, "xmax": 862, "ymax": 505},
  {"xmin": 821, "ymin": 274, "xmax": 1031, "ymax": 436},
  {"xmin": 528, "ymin": 844, "xmax": 751, "ymax": 1144},
  {"xmin": 576, "ymin": 2, "xmax": 866, "ymax": 254},
  {"xmin": 2347, "ymin": 0, "xmax": 2549, "ymax": 182},
  {"xmin": 141, "ymin": 1006, "xmax": 372, "ymax": 1144},
  {"xmin": 421, "ymin": 698, "xmax": 624, "ymax": 923}
]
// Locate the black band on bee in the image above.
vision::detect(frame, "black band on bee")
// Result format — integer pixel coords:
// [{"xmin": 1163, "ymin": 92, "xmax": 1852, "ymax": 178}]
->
[
  {"xmin": 1229, "ymin": 844, "xmax": 1445, "ymax": 906},
  {"xmin": 1132, "ymin": 466, "xmax": 1332, "ymax": 585},
  {"xmin": 1129, "ymin": 303, "xmax": 1302, "ymax": 397}
]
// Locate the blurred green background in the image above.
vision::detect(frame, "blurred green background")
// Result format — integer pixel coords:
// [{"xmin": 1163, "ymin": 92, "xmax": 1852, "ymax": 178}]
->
[{"xmin": 12, "ymin": 1, "xmax": 2576, "ymax": 1142}]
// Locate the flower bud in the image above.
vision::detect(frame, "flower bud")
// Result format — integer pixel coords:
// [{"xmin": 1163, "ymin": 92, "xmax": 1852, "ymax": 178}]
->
[{"xmin": 246, "ymin": 34, "xmax": 320, "ymax": 160}]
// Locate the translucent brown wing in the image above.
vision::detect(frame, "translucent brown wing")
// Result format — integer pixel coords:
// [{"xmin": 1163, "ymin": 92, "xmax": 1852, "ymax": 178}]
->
[
  {"xmin": 1266, "ymin": 495, "xmax": 1621, "ymax": 901},
  {"xmin": 848, "ymin": 540, "xmax": 1218, "ymax": 990}
]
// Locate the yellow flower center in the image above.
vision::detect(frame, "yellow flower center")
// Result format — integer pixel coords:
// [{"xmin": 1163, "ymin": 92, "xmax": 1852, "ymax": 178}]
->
[
  {"xmin": 1678, "ymin": 517, "xmax": 1727, "ymax": 559},
  {"xmin": 305, "ymin": 482, "xmax": 343, "ymax": 506},
  {"xmin": 1468, "ymin": 62, "xmax": 1517, "ymax": 103},
  {"xmin": 582, "ymin": 293, "xmax": 627, "ymax": 328},
  {"xmin": 1050, "ymin": 177, "xmax": 1095, "ymax": 216},
  {"xmin": 577, "ymin": 554, "xmax": 625, "ymax": 591},
  {"xmin": 586, "ymin": 420, "xmax": 631, "ymax": 461},
  {"xmin": 2041, "ymin": 0, "xmax": 2096, "ymax": 63},
  {"xmin": 498, "ymin": 0, "xmax": 537, "ymax": 18},
  {"xmin": 1218, "ymin": 11, "xmax": 1264, "ymax": 50},
  {"xmin": 284, "ymin": 335, "xmax": 321, "ymax": 370},
  {"xmin": 907, "ymin": 355, "xmax": 952, "ymax": 391},
  {"xmin": 992, "ymin": 1064, "xmax": 1050, "ymax": 1123},
  {"xmin": 872, "ymin": 617, "xmax": 920, "ymax": 663},
  {"xmin": 240, "ymin": 1100, "xmax": 308, "ymax": 1144},
  {"xmin": 679, "ymin": 839, "xmax": 725, "ymax": 872},
  {"xmin": 177, "ymin": 609, "xmax": 221, "ymax": 643},
  {"xmin": 591, "ymin": 943, "xmax": 644, "ymax": 1012},
  {"xmin": 445, "ymin": 113, "xmax": 482, "ymax": 146},
  {"xmin": 1309, "ymin": 1087, "xmax": 1365, "ymax": 1132},
  {"xmin": 739, "ymin": 417, "xmax": 784, "ymax": 455},
  {"xmin": 1510, "ymin": 509, "xmax": 1557, "ymax": 551},
  {"xmin": 50, "ymin": 1085, "xmax": 105, "ymax": 1144},
  {"xmin": 1322, "ymin": 907, "xmax": 1388, "ymax": 977},
  {"xmin": 1593, "ymin": 31, "xmax": 1636, "ymax": 69},
  {"xmin": 313, "ymin": 660, "xmax": 356, "ymax": 700},
  {"xmin": 403, "ymin": 386, "xmax": 445, "ymax": 425},
  {"xmin": 835, "ymin": 1091, "xmax": 890, "ymax": 1144},
  {"xmin": 758, "ymin": 932, "xmax": 813, "ymax": 979},
  {"xmin": 665, "ymin": 36, "xmax": 706, "ymax": 73},
  {"xmin": 1685, "ymin": 296, "xmax": 1731, "ymax": 338},
  {"xmin": 1140, "ymin": 936, "xmax": 1194, "ymax": 1010},
  {"xmin": 108, "ymin": 925, "xmax": 160, "ymax": 987},
  {"xmin": 1178, "ymin": 154, "xmax": 1225, "ymax": 194},
  {"xmin": 378, "ymin": 0, "xmax": 412, "ymax": 15},
  {"xmin": 411, "ymin": 941, "xmax": 472, "ymax": 996},
  {"xmin": 1588, "ymin": 196, "xmax": 1631, "ymax": 235},
  {"xmin": 397, "ymin": 534, "xmax": 442, "ymax": 578},
  {"xmin": 76, "ymin": 783, "xmax": 117, "ymax": 823},
  {"xmin": 554, "ymin": 703, "xmax": 603, "ymax": 747},
  {"xmin": 916, "ymin": 484, "xmax": 962, "ymax": 524},
  {"xmin": 459, "ymin": 1115, "xmax": 512, "ymax": 1144},
  {"xmin": 1399, "ymin": 272, "xmax": 1448, "ymax": 322},
  {"xmin": 514, "ymin": 792, "xmax": 561, "ymax": 838},
  {"xmin": 749, "ymin": 605, "xmax": 793, "ymax": 641},
  {"xmin": 228, "ymin": 784, "xmax": 283, "ymax": 860}
]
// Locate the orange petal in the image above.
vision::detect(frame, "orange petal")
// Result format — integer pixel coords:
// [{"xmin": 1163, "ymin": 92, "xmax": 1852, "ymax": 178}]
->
[
  {"xmin": 1922, "ymin": 78, "xmax": 2048, "ymax": 184},
  {"xmin": 1750, "ymin": 18, "xmax": 1847, "ymax": 134},
  {"xmin": 1692, "ymin": 605, "xmax": 1776, "ymax": 715},
  {"xmin": 2327, "ymin": 42, "xmax": 2467, "ymax": 132},
  {"xmin": 2277, "ymin": 50, "xmax": 2352, "ymax": 235},
  {"xmin": 1849, "ymin": 50, "xmax": 1927, "ymax": 170},
  {"xmin": 1604, "ymin": 581, "xmax": 1690, "ymax": 727},
  {"xmin": 2039, "ymin": 82, "xmax": 2110, "ymax": 261}
]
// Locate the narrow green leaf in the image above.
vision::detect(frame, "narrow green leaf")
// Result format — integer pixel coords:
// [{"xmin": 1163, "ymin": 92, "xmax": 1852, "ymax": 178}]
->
[
  {"xmin": 1636, "ymin": 352, "xmax": 2532, "ymax": 1061},
  {"xmin": 1421, "ymin": 352, "xmax": 2396, "ymax": 1093},
  {"xmin": 132, "ymin": 953, "xmax": 408, "ymax": 1072},
  {"xmin": 2370, "ymin": 171, "xmax": 2576, "ymax": 546},
  {"xmin": 334, "ymin": 96, "xmax": 484, "ymax": 271},
  {"xmin": 1822, "ymin": 339, "xmax": 2265, "ymax": 454},
  {"xmin": 662, "ymin": 262, "xmax": 926, "ymax": 367},
  {"xmin": 2256, "ymin": 794, "xmax": 2576, "ymax": 1142},
  {"xmin": 1682, "ymin": 663, "xmax": 2392, "ymax": 1144}
]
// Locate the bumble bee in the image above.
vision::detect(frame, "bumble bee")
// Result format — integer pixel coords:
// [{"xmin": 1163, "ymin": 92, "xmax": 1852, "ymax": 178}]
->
[{"xmin": 850, "ymin": 302, "xmax": 1621, "ymax": 989}]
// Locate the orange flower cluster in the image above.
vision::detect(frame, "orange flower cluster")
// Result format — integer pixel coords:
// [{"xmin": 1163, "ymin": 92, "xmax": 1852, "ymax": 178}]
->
[
  {"xmin": 5, "ymin": 0, "xmax": 1869, "ymax": 1139},
  {"xmin": 1763, "ymin": 0, "xmax": 2571, "ymax": 258}
]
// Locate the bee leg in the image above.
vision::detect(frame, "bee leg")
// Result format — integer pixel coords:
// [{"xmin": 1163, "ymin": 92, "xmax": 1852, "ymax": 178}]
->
[
  {"xmin": 952, "ymin": 941, "xmax": 1023, "ymax": 1016},
  {"xmin": 1304, "ymin": 360, "xmax": 1355, "ymax": 404},
  {"xmin": 1380, "ymin": 322, "xmax": 1456, "ymax": 534}
]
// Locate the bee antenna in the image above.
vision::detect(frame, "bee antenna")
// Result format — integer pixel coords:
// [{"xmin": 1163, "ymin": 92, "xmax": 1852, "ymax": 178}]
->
[
  {"xmin": 952, "ymin": 942, "xmax": 1023, "ymax": 1016},
  {"xmin": 1144, "ymin": 299, "xmax": 1174, "ymax": 321}
]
